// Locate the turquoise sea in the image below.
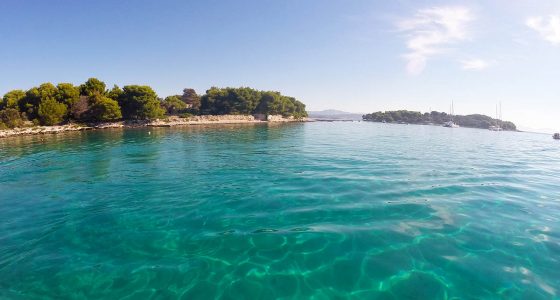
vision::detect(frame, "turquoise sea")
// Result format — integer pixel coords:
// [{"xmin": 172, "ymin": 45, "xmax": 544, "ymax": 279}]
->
[{"xmin": 1, "ymin": 122, "xmax": 559, "ymax": 299}]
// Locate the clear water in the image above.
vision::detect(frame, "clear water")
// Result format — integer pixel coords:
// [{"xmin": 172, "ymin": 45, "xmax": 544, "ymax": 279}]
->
[{"xmin": 1, "ymin": 122, "xmax": 559, "ymax": 299}]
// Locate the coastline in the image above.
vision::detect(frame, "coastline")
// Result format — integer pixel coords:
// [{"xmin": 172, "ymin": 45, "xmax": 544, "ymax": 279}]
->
[
  {"xmin": 361, "ymin": 120, "xmax": 519, "ymax": 132},
  {"xmin": 0, "ymin": 115, "xmax": 307, "ymax": 139}
]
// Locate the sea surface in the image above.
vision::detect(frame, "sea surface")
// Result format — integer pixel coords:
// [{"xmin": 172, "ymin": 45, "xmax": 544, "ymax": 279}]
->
[{"xmin": 1, "ymin": 122, "xmax": 559, "ymax": 299}]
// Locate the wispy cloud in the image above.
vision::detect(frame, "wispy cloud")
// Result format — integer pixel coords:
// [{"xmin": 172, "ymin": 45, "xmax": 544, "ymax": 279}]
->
[
  {"xmin": 460, "ymin": 59, "xmax": 489, "ymax": 70},
  {"xmin": 398, "ymin": 6, "xmax": 474, "ymax": 75},
  {"xmin": 526, "ymin": 15, "xmax": 560, "ymax": 45}
]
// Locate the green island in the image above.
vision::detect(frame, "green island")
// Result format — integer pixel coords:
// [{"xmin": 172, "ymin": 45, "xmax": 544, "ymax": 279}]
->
[
  {"xmin": 0, "ymin": 78, "xmax": 307, "ymax": 130},
  {"xmin": 362, "ymin": 110, "xmax": 517, "ymax": 131}
]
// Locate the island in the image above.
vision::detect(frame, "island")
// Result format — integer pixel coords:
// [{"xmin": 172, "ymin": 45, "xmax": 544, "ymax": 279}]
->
[
  {"xmin": 0, "ymin": 78, "xmax": 308, "ymax": 137},
  {"xmin": 362, "ymin": 110, "xmax": 517, "ymax": 131}
]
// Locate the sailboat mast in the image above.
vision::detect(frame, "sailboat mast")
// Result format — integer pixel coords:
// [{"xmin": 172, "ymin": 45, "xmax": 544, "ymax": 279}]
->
[
  {"xmin": 451, "ymin": 101, "xmax": 454, "ymax": 121},
  {"xmin": 499, "ymin": 101, "xmax": 502, "ymax": 124}
]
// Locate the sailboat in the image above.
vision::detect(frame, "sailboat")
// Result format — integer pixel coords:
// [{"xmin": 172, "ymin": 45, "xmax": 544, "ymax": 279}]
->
[
  {"xmin": 443, "ymin": 101, "xmax": 459, "ymax": 128},
  {"xmin": 489, "ymin": 102, "xmax": 503, "ymax": 131}
]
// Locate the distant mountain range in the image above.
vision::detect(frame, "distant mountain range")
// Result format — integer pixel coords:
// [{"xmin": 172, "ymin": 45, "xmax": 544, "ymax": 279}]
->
[{"xmin": 307, "ymin": 110, "xmax": 363, "ymax": 121}]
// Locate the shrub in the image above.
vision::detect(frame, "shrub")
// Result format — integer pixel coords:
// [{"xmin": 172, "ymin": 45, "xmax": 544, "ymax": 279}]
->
[
  {"xmin": 0, "ymin": 108, "xmax": 24, "ymax": 128},
  {"xmin": 38, "ymin": 98, "xmax": 67, "ymax": 125},
  {"xmin": 88, "ymin": 93, "xmax": 122, "ymax": 121}
]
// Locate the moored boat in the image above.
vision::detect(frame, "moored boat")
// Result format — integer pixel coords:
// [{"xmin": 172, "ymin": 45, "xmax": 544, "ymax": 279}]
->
[
  {"xmin": 490, "ymin": 102, "xmax": 503, "ymax": 132},
  {"xmin": 443, "ymin": 121, "xmax": 459, "ymax": 128},
  {"xmin": 554, "ymin": 133, "xmax": 560, "ymax": 140},
  {"xmin": 444, "ymin": 101, "xmax": 459, "ymax": 128}
]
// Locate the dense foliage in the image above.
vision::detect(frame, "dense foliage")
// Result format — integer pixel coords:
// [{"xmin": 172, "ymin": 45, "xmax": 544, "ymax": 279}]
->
[
  {"xmin": 255, "ymin": 91, "xmax": 307, "ymax": 118},
  {"xmin": 57, "ymin": 83, "xmax": 80, "ymax": 107},
  {"xmin": 162, "ymin": 95, "xmax": 188, "ymax": 115},
  {"xmin": 88, "ymin": 93, "xmax": 122, "ymax": 122},
  {"xmin": 80, "ymin": 78, "xmax": 106, "ymax": 96},
  {"xmin": 118, "ymin": 85, "xmax": 164, "ymax": 120},
  {"xmin": 38, "ymin": 98, "xmax": 67, "ymax": 126},
  {"xmin": 107, "ymin": 85, "xmax": 123, "ymax": 102},
  {"xmin": 0, "ymin": 78, "xmax": 307, "ymax": 128},
  {"xmin": 182, "ymin": 88, "xmax": 201, "ymax": 114},
  {"xmin": 363, "ymin": 110, "xmax": 517, "ymax": 131},
  {"xmin": 1, "ymin": 90, "xmax": 25, "ymax": 110},
  {"xmin": 201, "ymin": 87, "xmax": 307, "ymax": 118}
]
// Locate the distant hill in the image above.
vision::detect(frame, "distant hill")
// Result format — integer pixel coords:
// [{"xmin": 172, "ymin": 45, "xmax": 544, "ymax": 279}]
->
[{"xmin": 308, "ymin": 110, "xmax": 363, "ymax": 121}]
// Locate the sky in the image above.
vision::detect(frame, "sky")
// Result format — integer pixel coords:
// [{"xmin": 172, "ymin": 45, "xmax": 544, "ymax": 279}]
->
[{"xmin": 1, "ymin": 0, "xmax": 559, "ymax": 131}]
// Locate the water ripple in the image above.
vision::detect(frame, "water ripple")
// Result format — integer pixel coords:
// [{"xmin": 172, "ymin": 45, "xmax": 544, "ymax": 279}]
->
[{"xmin": 1, "ymin": 123, "xmax": 560, "ymax": 299}]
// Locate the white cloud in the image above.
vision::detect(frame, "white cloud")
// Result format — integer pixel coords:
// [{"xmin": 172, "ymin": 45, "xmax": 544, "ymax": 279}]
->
[
  {"xmin": 398, "ymin": 6, "xmax": 474, "ymax": 75},
  {"xmin": 526, "ymin": 15, "xmax": 560, "ymax": 45},
  {"xmin": 460, "ymin": 59, "xmax": 489, "ymax": 70}
]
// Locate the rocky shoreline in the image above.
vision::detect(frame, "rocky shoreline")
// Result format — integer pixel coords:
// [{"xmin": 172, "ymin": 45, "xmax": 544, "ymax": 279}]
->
[{"xmin": 0, "ymin": 115, "xmax": 307, "ymax": 139}]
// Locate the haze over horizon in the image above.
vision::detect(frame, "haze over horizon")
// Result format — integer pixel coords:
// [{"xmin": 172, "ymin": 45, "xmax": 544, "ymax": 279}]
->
[{"xmin": 1, "ymin": 0, "xmax": 559, "ymax": 130}]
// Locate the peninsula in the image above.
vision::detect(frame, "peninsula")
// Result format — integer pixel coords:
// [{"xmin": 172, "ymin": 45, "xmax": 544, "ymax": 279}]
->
[
  {"xmin": 0, "ymin": 78, "xmax": 308, "ymax": 138},
  {"xmin": 363, "ymin": 110, "xmax": 517, "ymax": 131}
]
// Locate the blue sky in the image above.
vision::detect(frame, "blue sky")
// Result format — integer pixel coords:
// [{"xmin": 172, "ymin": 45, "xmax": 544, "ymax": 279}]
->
[{"xmin": 1, "ymin": 0, "xmax": 559, "ymax": 130}]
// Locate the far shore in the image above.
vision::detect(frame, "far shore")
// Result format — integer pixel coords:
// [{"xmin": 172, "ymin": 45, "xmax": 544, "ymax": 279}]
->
[{"xmin": 0, "ymin": 115, "xmax": 307, "ymax": 139}]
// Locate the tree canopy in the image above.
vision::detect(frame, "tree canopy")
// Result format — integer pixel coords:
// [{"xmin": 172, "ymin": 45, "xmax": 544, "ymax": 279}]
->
[
  {"xmin": 19, "ymin": 83, "xmax": 59, "ymax": 122},
  {"xmin": 56, "ymin": 83, "xmax": 80, "ymax": 108},
  {"xmin": 1, "ymin": 90, "xmax": 25, "ymax": 110},
  {"xmin": 38, "ymin": 97, "xmax": 67, "ymax": 126},
  {"xmin": 0, "ymin": 79, "xmax": 307, "ymax": 128},
  {"xmin": 162, "ymin": 95, "xmax": 188, "ymax": 115},
  {"xmin": 107, "ymin": 85, "xmax": 123, "ymax": 102},
  {"xmin": 88, "ymin": 93, "xmax": 122, "ymax": 122},
  {"xmin": 182, "ymin": 88, "xmax": 200, "ymax": 113},
  {"xmin": 80, "ymin": 78, "xmax": 106, "ymax": 96},
  {"xmin": 255, "ymin": 91, "xmax": 307, "ymax": 118},
  {"xmin": 200, "ymin": 87, "xmax": 307, "ymax": 118},
  {"xmin": 119, "ymin": 85, "xmax": 164, "ymax": 120}
]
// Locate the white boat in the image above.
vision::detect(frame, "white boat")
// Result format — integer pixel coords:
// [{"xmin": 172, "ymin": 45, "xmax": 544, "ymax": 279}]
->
[
  {"xmin": 490, "ymin": 102, "xmax": 503, "ymax": 131},
  {"xmin": 443, "ymin": 121, "xmax": 459, "ymax": 128},
  {"xmin": 443, "ymin": 101, "xmax": 459, "ymax": 128}
]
